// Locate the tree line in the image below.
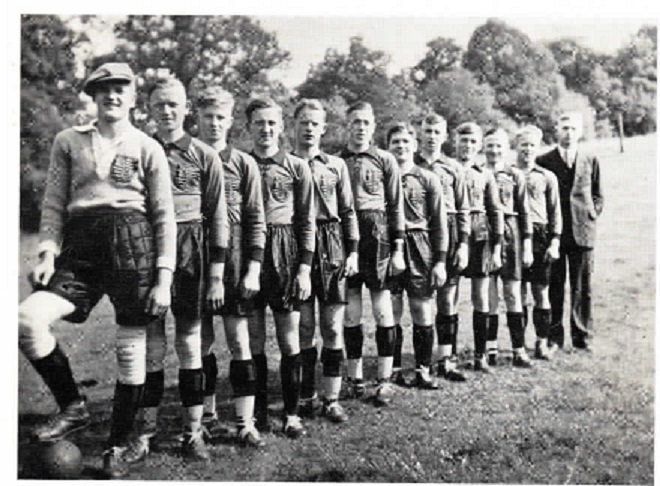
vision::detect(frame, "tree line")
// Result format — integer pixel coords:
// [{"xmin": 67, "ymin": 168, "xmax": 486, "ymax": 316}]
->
[{"xmin": 20, "ymin": 15, "xmax": 657, "ymax": 231}]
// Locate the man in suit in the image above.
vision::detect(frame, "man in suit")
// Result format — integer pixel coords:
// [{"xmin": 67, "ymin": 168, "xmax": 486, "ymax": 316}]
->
[{"xmin": 536, "ymin": 112, "xmax": 604, "ymax": 351}]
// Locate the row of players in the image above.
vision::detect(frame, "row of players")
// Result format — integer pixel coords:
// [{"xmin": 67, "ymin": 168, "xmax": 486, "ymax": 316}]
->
[{"xmin": 19, "ymin": 62, "xmax": 588, "ymax": 478}]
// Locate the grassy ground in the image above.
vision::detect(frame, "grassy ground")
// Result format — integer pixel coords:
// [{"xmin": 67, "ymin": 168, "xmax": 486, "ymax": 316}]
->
[{"xmin": 17, "ymin": 135, "xmax": 655, "ymax": 483}]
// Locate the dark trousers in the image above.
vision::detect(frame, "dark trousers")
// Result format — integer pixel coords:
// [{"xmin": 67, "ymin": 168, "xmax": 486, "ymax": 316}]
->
[{"xmin": 549, "ymin": 241, "xmax": 594, "ymax": 347}]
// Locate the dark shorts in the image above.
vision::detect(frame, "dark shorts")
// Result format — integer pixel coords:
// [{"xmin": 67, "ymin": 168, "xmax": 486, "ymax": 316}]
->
[
  {"xmin": 308, "ymin": 221, "xmax": 347, "ymax": 304},
  {"xmin": 390, "ymin": 230, "xmax": 434, "ymax": 299},
  {"xmin": 495, "ymin": 215, "xmax": 522, "ymax": 281},
  {"xmin": 347, "ymin": 210, "xmax": 391, "ymax": 291},
  {"xmin": 171, "ymin": 221, "xmax": 206, "ymax": 320},
  {"xmin": 254, "ymin": 225, "xmax": 299, "ymax": 312},
  {"xmin": 463, "ymin": 212, "xmax": 492, "ymax": 278},
  {"xmin": 218, "ymin": 222, "xmax": 255, "ymax": 318},
  {"xmin": 43, "ymin": 210, "xmax": 157, "ymax": 327},
  {"xmin": 523, "ymin": 223, "xmax": 552, "ymax": 285},
  {"xmin": 444, "ymin": 213, "xmax": 461, "ymax": 286}
]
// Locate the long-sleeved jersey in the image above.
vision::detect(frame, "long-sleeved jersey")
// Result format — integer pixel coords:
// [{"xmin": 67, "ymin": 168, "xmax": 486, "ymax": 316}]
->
[
  {"xmin": 520, "ymin": 164, "xmax": 563, "ymax": 238},
  {"xmin": 219, "ymin": 146, "xmax": 267, "ymax": 263},
  {"xmin": 401, "ymin": 163, "xmax": 448, "ymax": 263},
  {"xmin": 487, "ymin": 163, "xmax": 532, "ymax": 239},
  {"xmin": 464, "ymin": 164, "xmax": 503, "ymax": 241},
  {"xmin": 251, "ymin": 149, "xmax": 316, "ymax": 266},
  {"xmin": 297, "ymin": 151, "xmax": 359, "ymax": 254},
  {"xmin": 39, "ymin": 121, "xmax": 177, "ymax": 271},
  {"xmin": 154, "ymin": 133, "xmax": 229, "ymax": 263},
  {"xmin": 339, "ymin": 145, "xmax": 405, "ymax": 241},
  {"xmin": 413, "ymin": 152, "xmax": 470, "ymax": 242}
]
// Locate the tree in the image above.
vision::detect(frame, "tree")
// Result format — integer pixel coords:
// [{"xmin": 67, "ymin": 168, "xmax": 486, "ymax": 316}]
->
[
  {"xmin": 412, "ymin": 36, "xmax": 463, "ymax": 87},
  {"xmin": 464, "ymin": 19, "xmax": 563, "ymax": 137},
  {"xmin": 297, "ymin": 36, "xmax": 423, "ymax": 147},
  {"xmin": 20, "ymin": 15, "xmax": 85, "ymax": 231},
  {"xmin": 417, "ymin": 67, "xmax": 514, "ymax": 154},
  {"xmin": 608, "ymin": 25, "xmax": 657, "ymax": 135}
]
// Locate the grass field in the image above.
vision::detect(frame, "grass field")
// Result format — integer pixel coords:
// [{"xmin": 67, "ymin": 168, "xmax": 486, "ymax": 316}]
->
[{"xmin": 17, "ymin": 135, "xmax": 655, "ymax": 483}]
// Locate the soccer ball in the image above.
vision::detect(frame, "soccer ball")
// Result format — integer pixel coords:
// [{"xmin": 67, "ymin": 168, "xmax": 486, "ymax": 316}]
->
[{"xmin": 39, "ymin": 440, "xmax": 83, "ymax": 479}]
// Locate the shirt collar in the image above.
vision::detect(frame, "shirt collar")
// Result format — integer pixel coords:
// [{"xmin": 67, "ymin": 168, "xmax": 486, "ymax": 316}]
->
[
  {"xmin": 219, "ymin": 145, "xmax": 233, "ymax": 163},
  {"xmin": 293, "ymin": 151, "xmax": 330, "ymax": 165},
  {"xmin": 73, "ymin": 120, "xmax": 100, "ymax": 133},
  {"xmin": 341, "ymin": 144, "xmax": 380, "ymax": 160},
  {"xmin": 252, "ymin": 148, "xmax": 287, "ymax": 166},
  {"xmin": 154, "ymin": 132, "xmax": 192, "ymax": 151}
]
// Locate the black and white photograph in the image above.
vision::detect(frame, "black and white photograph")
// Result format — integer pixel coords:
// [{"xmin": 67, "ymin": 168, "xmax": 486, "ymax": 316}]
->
[{"xmin": 10, "ymin": 2, "xmax": 656, "ymax": 482}]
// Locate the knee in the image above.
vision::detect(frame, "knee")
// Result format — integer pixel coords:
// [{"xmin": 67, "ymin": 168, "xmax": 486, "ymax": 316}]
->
[
  {"xmin": 146, "ymin": 324, "xmax": 167, "ymax": 372},
  {"xmin": 200, "ymin": 316, "xmax": 216, "ymax": 356},
  {"xmin": 116, "ymin": 326, "xmax": 147, "ymax": 385},
  {"xmin": 18, "ymin": 304, "xmax": 55, "ymax": 360},
  {"xmin": 175, "ymin": 326, "xmax": 202, "ymax": 370}
]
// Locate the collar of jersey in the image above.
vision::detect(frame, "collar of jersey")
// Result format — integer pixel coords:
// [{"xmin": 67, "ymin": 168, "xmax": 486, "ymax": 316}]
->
[{"xmin": 154, "ymin": 132, "xmax": 192, "ymax": 151}]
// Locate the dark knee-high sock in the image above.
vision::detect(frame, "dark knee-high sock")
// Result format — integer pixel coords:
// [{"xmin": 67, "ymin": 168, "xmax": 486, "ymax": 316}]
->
[
  {"xmin": 435, "ymin": 314, "xmax": 455, "ymax": 357},
  {"xmin": 344, "ymin": 326, "xmax": 364, "ymax": 360},
  {"xmin": 253, "ymin": 354, "xmax": 268, "ymax": 416},
  {"xmin": 507, "ymin": 312, "xmax": 526, "ymax": 349},
  {"xmin": 30, "ymin": 344, "xmax": 81, "ymax": 409},
  {"xmin": 393, "ymin": 324, "xmax": 404, "ymax": 369},
  {"xmin": 108, "ymin": 383, "xmax": 144, "ymax": 447},
  {"xmin": 280, "ymin": 354, "xmax": 302, "ymax": 416},
  {"xmin": 473, "ymin": 311, "xmax": 489, "ymax": 357},
  {"xmin": 300, "ymin": 347, "xmax": 318, "ymax": 400},
  {"xmin": 413, "ymin": 325, "xmax": 434, "ymax": 368},
  {"xmin": 533, "ymin": 308, "xmax": 551, "ymax": 339},
  {"xmin": 487, "ymin": 315, "xmax": 499, "ymax": 344},
  {"xmin": 141, "ymin": 370, "xmax": 164, "ymax": 408},
  {"xmin": 202, "ymin": 353, "xmax": 218, "ymax": 399}
]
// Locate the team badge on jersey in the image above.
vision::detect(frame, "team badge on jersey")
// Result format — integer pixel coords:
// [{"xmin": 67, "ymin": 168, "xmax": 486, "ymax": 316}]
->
[
  {"xmin": 468, "ymin": 177, "xmax": 484, "ymax": 207},
  {"xmin": 225, "ymin": 177, "xmax": 241, "ymax": 205},
  {"xmin": 172, "ymin": 164, "xmax": 201, "ymax": 191},
  {"xmin": 406, "ymin": 185, "xmax": 425, "ymax": 210},
  {"xmin": 110, "ymin": 155, "xmax": 138, "ymax": 183},
  {"xmin": 363, "ymin": 168, "xmax": 382, "ymax": 195},
  {"xmin": 527, "ymin": 176, "xmax": 543, "ymax": 200},
  {"xmin": 317, "ymin": 172, "xmax": 337, "ymax": 198},
  {"xmin": 270, "ymin": 177, "xmax": 292, "ymax": 203}
]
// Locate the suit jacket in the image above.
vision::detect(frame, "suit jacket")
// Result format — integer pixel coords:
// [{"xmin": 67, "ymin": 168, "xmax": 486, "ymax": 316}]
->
[{"xmin": 537, "ymin": 147, "xmax": 604, "ymax": 248}]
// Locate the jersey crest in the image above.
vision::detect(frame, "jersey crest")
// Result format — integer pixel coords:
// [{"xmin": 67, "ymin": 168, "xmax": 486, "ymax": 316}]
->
[
  {"xmin": 270, "ymin": 176, "xmax": 292, "ymax": 203},
  {"xmin": 172, "ymin": 164, "xmax": 201, "ymax": 191},
  {"xmin": 110, "ymin": 155, "xmax": 138, "ymax": 183}
]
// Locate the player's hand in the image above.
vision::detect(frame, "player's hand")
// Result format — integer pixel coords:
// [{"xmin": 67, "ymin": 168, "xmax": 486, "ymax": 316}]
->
[
  {"xmin": 206, "ymin": 276, "xmax": 224, "ymax": 313},
  {"xmin": 522, "ymin": 238, "xmax": 533, "ymax": 268},
  {"xmin": 240, "ymin": 261, "xmax": 261, "ymax": 299},
  {"xmin": 454, "ymin": 242, "xmax": 469, "ymax": 271},
  {"xmin": 431, "ymin": 262, "xmax": 447, "ymax": 288},
  {"xmin": 343, "ymin": 252, "xmax": 359, "ymax": 278},
  {"xmin": 295, "ymin": 264, "xmax": 312, "ymax": 301},
  {"xmin": 545, "ymin": 239, "xmax": 560, "ymax": 263},
  {"xmin": 491, "ymin": 243, "xmax": 502, "ymax": 271},
  {"xmin": 145, "ymin": 268, "xmax": 172, "ymax": 316},
  {"xmin": 390, "ymin": 250, "xmax": 406, "ymax": 276},
  {"xmin": 29, "ymin": 251, "xmax": 56, "ymax": 289}
]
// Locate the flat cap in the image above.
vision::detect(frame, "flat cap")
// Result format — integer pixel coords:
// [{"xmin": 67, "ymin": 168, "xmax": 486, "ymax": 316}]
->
[{"xmin": 83, "ymin": 63, "xmax": 135, "ymax": 96}]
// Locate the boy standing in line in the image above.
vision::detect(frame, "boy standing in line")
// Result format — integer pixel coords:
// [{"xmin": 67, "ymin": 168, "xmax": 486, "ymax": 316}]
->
[{"xmin": 293, "ymin": 99, "xmax": 359, "ymax": 423}]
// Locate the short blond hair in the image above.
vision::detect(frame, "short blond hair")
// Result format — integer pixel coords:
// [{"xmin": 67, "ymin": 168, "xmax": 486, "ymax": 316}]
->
[
  {"xmin": 515, "ymin": 125, "xmax": 543, "ymax": 145},
  {"xmin": 196, "ymin": 86, "xmax": 235, "ymax": 110}
]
